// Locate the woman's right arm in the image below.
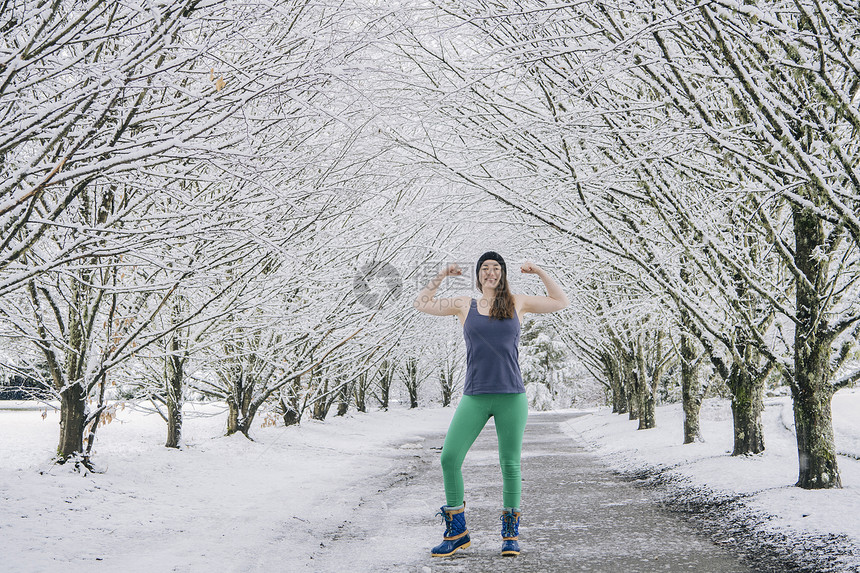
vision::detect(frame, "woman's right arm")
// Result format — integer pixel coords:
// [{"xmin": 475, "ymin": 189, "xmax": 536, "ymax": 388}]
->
[{"xmin": 413, "ymin": 264, "xmax": 467, "ymax": 317}]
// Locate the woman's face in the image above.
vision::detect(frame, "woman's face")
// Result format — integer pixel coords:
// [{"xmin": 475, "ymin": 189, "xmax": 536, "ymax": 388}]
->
[{"xmin": 479, "ymin": 260, "xmax": 502, "ymax": 290}]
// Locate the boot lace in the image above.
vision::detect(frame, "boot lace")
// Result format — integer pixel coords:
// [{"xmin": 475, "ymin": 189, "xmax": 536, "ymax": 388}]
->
[
  {"xmin": 500, "ymin": 512, "xmax": 518, "ymax": 538},
  {"xmin": 436, "ymin": 510, "xmax": 454, "ymax": 536}
]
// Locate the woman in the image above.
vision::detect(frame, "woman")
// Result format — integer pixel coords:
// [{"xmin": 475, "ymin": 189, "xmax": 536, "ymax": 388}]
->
[{"xmin": 413, "ymin": 251, "xmax": 569, "ymax": 557}]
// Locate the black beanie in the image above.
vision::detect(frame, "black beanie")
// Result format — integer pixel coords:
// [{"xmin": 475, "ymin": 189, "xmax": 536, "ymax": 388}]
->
[{"xmin": 476, "ymin": 251, "xmax": 506, "ymax": 278}]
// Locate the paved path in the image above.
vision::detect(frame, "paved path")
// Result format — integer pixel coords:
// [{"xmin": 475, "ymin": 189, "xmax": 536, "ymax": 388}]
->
[
  {"xmin": 422, "ymin": 411, "xmax": 756, "ymax": 572},
  {"xmin": 303, "ymin": 411, "xmax": 762, "ymax": 572}
]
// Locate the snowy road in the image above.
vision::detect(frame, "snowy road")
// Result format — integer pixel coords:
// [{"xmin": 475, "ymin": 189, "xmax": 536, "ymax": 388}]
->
[{"xmin": 300, "ymin": 412, "xmax": 762, "ymax": 572}]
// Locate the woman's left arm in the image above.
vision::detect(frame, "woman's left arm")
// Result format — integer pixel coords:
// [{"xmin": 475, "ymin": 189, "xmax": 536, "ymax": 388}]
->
[{"xmin": 517, "ymin": 262, "xmax": 569, "ymax": 314}]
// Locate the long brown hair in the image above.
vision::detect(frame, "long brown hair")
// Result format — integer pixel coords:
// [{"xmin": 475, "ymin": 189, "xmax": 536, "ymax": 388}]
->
[{"xmin": 477, "ymin": 266, "xmax": 516, "ymax": 320}]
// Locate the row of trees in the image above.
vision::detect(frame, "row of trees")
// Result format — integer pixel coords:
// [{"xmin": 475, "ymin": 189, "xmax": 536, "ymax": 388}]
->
[
  {"xmin": 0, "ymin": 0, "xmax": 476, "ymax": 467},
  {"xmin": 2, "ymin": 1, "xmax": 856, "ymax": 494},
  {"xmin": 385, "ymin": 1, "xmax": 859, "ymax": 489}
]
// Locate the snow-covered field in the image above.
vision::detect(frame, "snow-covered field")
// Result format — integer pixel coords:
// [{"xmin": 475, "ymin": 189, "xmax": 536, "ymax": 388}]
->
[
  {"xmin": 0, "ymin": 402, "xmax": 453, "ymax": 572},
  {"xmin": 1, "ymin": 389, "xmax": 858, "ymax": 572}
]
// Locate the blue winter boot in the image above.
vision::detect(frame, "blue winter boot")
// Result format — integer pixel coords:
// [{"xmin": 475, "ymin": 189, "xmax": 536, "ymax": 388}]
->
[
  {"xmin": 430, "ymin": 504, "xmax": 470, "ymax": 557},
  {"xmin": 500, "ymin": 509, "xmax": 521, "ymax": 556}
]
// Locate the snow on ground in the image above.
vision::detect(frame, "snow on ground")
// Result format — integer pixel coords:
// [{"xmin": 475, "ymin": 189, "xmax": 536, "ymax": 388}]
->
[
  {"xmin": 561, "ymin": 387, "xmax": 860, "ymax": 571},
  {"xmin": 0, "ymin": 402, "xmax": 452, "ymax": 573},
  {"xmin": 1, "ymin": 388, "xmax": 858, "ymax": 572}
]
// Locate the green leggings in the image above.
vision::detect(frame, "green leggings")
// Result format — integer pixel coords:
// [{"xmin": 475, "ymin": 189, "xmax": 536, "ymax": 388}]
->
[{"xmin": 440, "ymin": 393, "xmax": 528, "ymax": 509}]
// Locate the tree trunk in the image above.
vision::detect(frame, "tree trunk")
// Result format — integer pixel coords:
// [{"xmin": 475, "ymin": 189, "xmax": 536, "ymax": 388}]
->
[
  {"xmin": 604, "ymin": 356, "xmax": 628, "ymax": 414},
  {"xmin": 281, "ymin": 377, "xmax": 302, "ymax": 426},
  {"xmin": 166, "ymin": 400, "xmax": 182, "ymax": 448},
  {"xmin": 635, "ymin": 337, "xmax": 655, "ymax": 430},
  {"xmin": 353, "ymin": 374, "xmax": 367, "ymax": 413},
  {"xmin": 378, "ymin": 363, "xmax": 391, "ymax": 410},
  {"xmin": 165, "ymin": 354, "xmax": 184, "ymax": 449},
  {"xmin": 638, "ymin": 388, "xmax": 655, "ymax": 429},
  {"xmin": 226, "ymin": 397, "xmax": 240, "ymax": 434},
  {"xmin": 56, "ymin": 277, "xmax": 90, "ymax": 464},
  {"xmin": 440, "ymin": 366, "xmax": 454, "ymax": 407},
  {"xmin": 622, "ymin": 350, "xmax": 639, "ymax": 420},
  {"xmin": 404, "ymin": 357, "xmax": 419, "ymax": 409},
  {"xmin": 604, "ymin": 358, "xmax": 619, "ymax": 413},
  {"xmin": 678, "ymin": 231, "xmax": 703, "ymax": 443},
  {"xmin": 225, "ymin": 369, "xmax": 257, "ymax": 438},
  {"xmin": 336, "ymin": 380, "xmax": 350, "ymax": 417},
  {"xmin": 793, "ymin": 204, "xmax": 841, "ymax": 489},
  {"xmin": 312, "ymin": 379, "xmax": 330, "ymax": 420},
  {"xmin": 680, "ymin": 320, "xmax": 703, "ymax": 443},
  {"xmin": 380, "ymin": 382, "xmax": 390, "ymax": 409},
  {"xmin": 613, "ymin": 381, "xmax": 628, "ymax": 414},
  {"xmin": 281, "ymin": 400, "xmax": 301, "ymax": 426},
  {"xmin": 728, "ymin": 361, "xmax": 765, "ymax": 455},
  {"xmin": 57, "ymin": 383, "xmax": 87, "ymax": 462},
  {"xmin": 791, "ymin": 380, "xmax": 840, "ymax": 488},
  {"xmin": 225, "ymin": 396, "xmax": 257, "ymax": 439}
]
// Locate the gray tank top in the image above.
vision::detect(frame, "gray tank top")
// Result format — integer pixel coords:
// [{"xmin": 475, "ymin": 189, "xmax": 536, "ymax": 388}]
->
[{"xmin": 463, "ymin": 298, "xmax": 525, "ymax": 395}]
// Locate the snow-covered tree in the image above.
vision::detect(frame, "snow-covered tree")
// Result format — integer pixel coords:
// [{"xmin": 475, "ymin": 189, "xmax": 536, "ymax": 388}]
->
[
  {"xmin": 0, "ymin": 0, "xmax": 396, "ymax": 463},
  {"xmin": 395, "ymin": 0, "xmax": 858, "ymax": 489}
]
